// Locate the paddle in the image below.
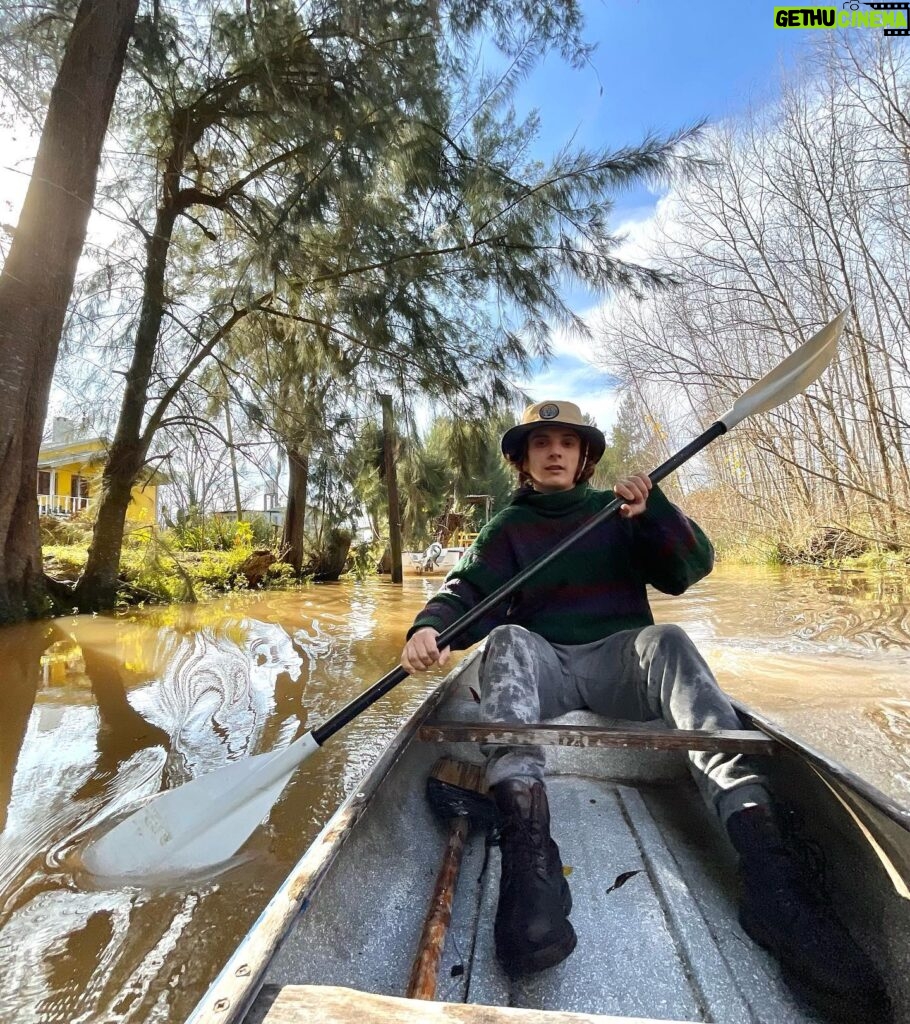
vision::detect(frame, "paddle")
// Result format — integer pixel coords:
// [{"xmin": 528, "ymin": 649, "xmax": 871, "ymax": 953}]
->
[{"xmin": 80, "ymin": 309, "xmax": 847, "ymax": 878}]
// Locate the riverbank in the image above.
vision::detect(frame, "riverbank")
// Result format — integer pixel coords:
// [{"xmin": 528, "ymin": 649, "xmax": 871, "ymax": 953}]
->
[
  {"xmin": 43, "ymin": 543, "xmax": 306, "ymax": 608},
  {"xmin": 42, "ymin": 537, "xmax": 910, "ymax": 621}
]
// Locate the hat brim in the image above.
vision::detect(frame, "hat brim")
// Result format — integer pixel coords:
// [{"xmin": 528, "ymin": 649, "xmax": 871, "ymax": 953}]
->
[{"xmin": 501, "ymin": 421, "xmax": 606, "ymax": 464}]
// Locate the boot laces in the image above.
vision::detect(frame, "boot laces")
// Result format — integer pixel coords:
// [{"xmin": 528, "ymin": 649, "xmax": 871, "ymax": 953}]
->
[{"xmin": 498, "ymin": 815, "xmax": 550, "ymax": 879}]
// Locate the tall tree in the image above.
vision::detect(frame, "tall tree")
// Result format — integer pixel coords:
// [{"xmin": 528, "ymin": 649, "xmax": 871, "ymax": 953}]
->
[
  {"xmin": 43, "ymin": 0, "xmax": 696, "ymax": 612},
  {"xmin": 596, "ymin": 37, "xmax": 910, "ymax": 552},
  {"xmin": 0, "ymin": 0, "xmax": 138, "ymax": 623}
]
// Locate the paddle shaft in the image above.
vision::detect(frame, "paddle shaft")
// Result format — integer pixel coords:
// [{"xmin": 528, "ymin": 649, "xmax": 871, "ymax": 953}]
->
[{"xmin": 312, "ymin": 419, "xmax": 727, "ymax": 747}]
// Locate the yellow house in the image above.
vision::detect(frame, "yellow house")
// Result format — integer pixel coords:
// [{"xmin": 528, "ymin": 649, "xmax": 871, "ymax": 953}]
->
[{"xmin": 37, "ymin": 418, "xmax": 160, "ymax": 524}]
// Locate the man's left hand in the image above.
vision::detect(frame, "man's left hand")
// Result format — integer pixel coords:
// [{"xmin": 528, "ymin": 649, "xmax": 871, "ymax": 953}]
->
[{"xmin": 614, "ymin": 472, "xmax": 652, "ymax": 517}]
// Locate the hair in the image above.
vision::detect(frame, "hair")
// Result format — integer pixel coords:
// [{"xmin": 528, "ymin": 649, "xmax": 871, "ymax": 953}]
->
[{"xmin": 504, "ymin": 432, "xmax": 598, "ymax": 490}]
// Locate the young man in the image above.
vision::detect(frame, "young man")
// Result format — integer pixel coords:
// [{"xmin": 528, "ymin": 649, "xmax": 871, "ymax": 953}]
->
[{"xmin": 401, "ymin": 401, "xmax": 886, "ymax": 1016}]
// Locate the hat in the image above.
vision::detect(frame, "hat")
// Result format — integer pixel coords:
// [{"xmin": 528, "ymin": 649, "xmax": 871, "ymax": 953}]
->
[{"xmin": 500, "ymin": 400, "xmax": 606, "ymax": 464}]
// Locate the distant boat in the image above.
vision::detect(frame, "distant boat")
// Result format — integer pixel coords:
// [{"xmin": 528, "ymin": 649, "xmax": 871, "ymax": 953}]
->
[
  {"xmin": 405, "ymin": 495, "xmax": 492, "ymax": 576},
  {"xmin": 403, "ymin": 543, "xmax": 470, "ymax": 576},
  {"xmin": 186, "ymin": 648, "xmax": 910, "ymax": 1024}
]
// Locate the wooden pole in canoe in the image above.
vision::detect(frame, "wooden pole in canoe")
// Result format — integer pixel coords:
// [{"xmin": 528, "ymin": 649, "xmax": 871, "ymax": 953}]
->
[
  {"xmin": 407, "ymin": 758, "xmax": 493, "ymax": 998},
  {"xmin": 406, "ymin": 815, "xmax": 470, "ymax": 999},
  {"xmin": 380, "ymin": 393, "xmax": 403, "ymax": 584}
]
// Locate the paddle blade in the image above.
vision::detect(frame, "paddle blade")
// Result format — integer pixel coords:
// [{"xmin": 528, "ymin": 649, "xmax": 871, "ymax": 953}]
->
[
  {"xmin": 720, "ymin": 308, "xmax": 846, "ymax": 429},
  {"xmin": 80, "ymin": 731, "xmax": 321, "ymax": 878}
]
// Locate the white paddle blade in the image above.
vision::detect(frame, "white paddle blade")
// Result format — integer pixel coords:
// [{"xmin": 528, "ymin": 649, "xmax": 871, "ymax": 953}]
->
[
  {"xmin": 81, "ymin": 731, "xmax": 321, "ymax": 878},
  {"xmin": 720, "ymin": 309, "xmax": 846, "ymax": 430}
]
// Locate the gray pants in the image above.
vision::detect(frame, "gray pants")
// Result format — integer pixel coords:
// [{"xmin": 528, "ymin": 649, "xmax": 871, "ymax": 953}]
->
[{"xmin": 479, "ymin": 624, "xmax": 771, "ymax": 824}]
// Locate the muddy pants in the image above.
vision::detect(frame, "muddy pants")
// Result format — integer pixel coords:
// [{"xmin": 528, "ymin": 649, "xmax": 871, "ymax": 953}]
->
[{"xmin": 479, "ymin": 623, "xmax": 771, "ymax": 824}]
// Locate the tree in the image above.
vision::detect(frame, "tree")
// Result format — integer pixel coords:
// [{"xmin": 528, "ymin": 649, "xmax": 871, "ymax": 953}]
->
[
  {"xmin": 26, "ymin": 0, "xmax": 696, "ymax": 612},
  {"xmin": 595, "ymin": 37, "xmax": 910, "ymax": 552},
  {"xmin": 0, "ymin": 0, "xmax": 138, "ymax": 623},
  {"xmin": 591, "ymin": 392, "xmax": 661, "ymax": 489}
]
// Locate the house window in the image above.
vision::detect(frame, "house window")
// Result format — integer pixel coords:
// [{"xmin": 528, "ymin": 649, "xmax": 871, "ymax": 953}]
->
[
  {"xmin": 37, "ymin": 471, "xmax": 51, "ymax": 496},
  {"xmin": 71, "ymin": 475, "xmax": 90, "ymax": 506}
]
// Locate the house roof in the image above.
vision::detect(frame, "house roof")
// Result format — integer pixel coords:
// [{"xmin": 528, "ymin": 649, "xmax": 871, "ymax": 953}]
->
[
  {"xmin": 37, "ymin": 437, "xmax": 169, "ymax": 485},
  {"xmin": 37, "ymin": 438, "xmax": 106, "ymax": 469}
]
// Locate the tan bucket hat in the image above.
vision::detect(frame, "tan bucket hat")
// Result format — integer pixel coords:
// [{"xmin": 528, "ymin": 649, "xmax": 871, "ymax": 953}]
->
[{"xmin": 500, "ymin": 400, "xmax": 606, "ymax": 463}]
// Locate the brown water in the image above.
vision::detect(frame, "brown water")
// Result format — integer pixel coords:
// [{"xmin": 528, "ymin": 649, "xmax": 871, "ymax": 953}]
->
[{"xmin": 0, "ymin": 566, "xmax": 908, "ymax": 1023}]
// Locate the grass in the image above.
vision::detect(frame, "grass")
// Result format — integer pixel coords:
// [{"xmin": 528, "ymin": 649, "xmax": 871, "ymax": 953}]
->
[{"xmin": 43, "ymin": 542, "xmax": 306, "ymax": 609}]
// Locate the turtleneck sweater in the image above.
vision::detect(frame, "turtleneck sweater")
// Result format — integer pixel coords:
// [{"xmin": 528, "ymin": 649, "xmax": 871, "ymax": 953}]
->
[{"xmin": 408, "ymin": 482, "xmax": 714, "ymax": 648}]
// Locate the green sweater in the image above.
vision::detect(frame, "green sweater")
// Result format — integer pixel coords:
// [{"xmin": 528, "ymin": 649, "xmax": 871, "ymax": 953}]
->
[{"xmin": 409, "ymin": 483, "xmax": 714, "ymax": 648}]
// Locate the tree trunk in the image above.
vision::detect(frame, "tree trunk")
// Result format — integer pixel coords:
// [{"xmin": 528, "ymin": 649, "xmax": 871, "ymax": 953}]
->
[
  {"xmin": 75, "ymin": 440, "xmax": 147, "ymax": 607},
  {"xmin": 0, "ymin": 0, "xmax": 138, "ymax": 623},
  {"xmin": 224, "ymin": 396, "xmax": 243, "ymax": 521},
  {"xmin": 73, "ymin": 205, "xmax": 178, "ymax": 610},
  {"xmin": 380, "ymin": 394, "xmax": 403, "ymax": 584},
  {"xmin": 281, "ymin": 446, "xmax": 309, "ymax": 574}
]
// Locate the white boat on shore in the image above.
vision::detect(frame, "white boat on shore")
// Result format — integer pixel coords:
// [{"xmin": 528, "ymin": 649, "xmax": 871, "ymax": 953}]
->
[{"xmin": 403, "ymin": 544, "xmax": 468, "ymax": 576}]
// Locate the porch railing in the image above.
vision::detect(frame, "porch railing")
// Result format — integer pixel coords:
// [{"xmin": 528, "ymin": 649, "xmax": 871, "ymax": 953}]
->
[{"xmin": 37, "ymin": 494, "xmax": 91, "ymax": 517}]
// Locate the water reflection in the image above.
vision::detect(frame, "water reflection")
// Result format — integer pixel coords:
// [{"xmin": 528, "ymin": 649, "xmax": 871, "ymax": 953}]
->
[
  {"xmin": 0, "ymin": 581, "xmax": 443, "ymax": 1023},
  {"xmin": 655, "ymin": 565, "xmax": 910, "ymax": 803},
  {"xmin": 0, "ymin": 569, "xmax": 907, "ymax": 1023}
]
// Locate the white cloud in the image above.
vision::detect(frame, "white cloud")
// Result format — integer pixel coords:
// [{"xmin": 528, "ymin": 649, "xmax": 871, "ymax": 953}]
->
[
  {"xmin": 521, "ymin": 195, "xmax": 671, "ymax": 433},
  {"xmin": 517, "ymin": 356, "xmax": 620, "ymax": 433}
]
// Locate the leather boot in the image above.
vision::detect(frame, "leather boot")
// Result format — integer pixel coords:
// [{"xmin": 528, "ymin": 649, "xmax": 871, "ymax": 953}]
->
[
  {"xmin": 492, "ymin": 778, "xmax": 577, "ymax": 975},
  {"xmin": 727, "ymin": 805, "xmax": 891, "ymax": 1021}
]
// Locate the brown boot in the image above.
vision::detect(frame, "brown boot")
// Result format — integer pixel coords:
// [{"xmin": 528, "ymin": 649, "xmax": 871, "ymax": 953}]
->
[{"xmin": 492, "ymin": 779, "xmax": 577, "ymax": 975}]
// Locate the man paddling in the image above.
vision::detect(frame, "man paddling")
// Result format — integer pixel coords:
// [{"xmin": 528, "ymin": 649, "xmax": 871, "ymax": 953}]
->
[{"xmin": 401, "ymin": 399, "xmax": 887, "ymax": 1018}]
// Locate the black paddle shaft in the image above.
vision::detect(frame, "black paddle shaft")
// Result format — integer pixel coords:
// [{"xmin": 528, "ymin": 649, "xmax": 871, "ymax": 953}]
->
[{"xmin": 312, "ymin": 419, "xmax": 727, "ymax": 746}]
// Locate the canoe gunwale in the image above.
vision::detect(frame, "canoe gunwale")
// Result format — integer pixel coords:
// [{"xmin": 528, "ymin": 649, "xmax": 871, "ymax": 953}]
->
[
  {"xmin": 183, "ymin": 651, "xmax": 481, "ymax": 1024},
  {"xmin": 735, "ymin": 699, "xmax": 910, "ymax": 834}
]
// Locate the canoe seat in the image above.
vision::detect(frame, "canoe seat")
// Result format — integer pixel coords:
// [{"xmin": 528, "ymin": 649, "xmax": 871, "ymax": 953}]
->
[
  {"xmin": 246, "ymin": 984, "xmax": 694, "ymax": 1023},
  {"xmin": 417, "ymin": 720, "xmax": 778, "ymax": 755}
]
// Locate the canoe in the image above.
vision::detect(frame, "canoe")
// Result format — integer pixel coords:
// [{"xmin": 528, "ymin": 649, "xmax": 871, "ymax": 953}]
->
[{"xmin": 186, "ymin": 648, "xmax": 910, "ymax": 1024}]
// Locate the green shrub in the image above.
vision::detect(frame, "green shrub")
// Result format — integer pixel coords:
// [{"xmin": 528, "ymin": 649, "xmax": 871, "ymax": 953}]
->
[
  {"xmin": 40, "ymin": 516, "xmax": 93, "ymax": 546},
  {"xmin": 164, "ymin": 507, "xmax": 255, "ymax": 551},
  {"xmin": 43, "ymin": 544, "xmax": 88, "ymax": 581},
  {"xmin": 344, "ymin": 540, "xmax": 382, "ymax": 579}
]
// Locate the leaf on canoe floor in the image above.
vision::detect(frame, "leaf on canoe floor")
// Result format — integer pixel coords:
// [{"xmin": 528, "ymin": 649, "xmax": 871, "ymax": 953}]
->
[
  {"xmin": 606, "ymin": 870, "xmax": 641, "ymax": 894},
  {"xmin": 562, "ymin": 865, "xmax": 573, "ymax": 877},
  {"xmin": 469, "ymin": 686, "xmax": 481, "ymax": 703}
]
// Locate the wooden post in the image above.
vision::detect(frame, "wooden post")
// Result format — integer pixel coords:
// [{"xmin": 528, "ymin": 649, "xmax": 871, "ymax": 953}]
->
[
  {"xmin": 223, "ymin": 394, "xmax": 243, "ymax": 522},
  {"xmin": 380, "ymin": 394, "xmax": 403, "ymax": 584}
]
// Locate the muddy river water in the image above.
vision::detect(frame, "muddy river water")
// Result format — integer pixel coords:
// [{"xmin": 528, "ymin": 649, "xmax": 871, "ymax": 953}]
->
[{"xmin": 0, "ymin": 566, "xmax": 908, "ymax": 1023}]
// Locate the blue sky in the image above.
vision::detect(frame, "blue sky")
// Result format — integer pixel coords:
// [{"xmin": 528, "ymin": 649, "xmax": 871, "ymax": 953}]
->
[
  {"xmin": 0, "ymin": 2, "xmax": 814, "ymax": 442},
  {"xmin": 512, "ymin": 0, "xmax": 812, "ymax": 431}
]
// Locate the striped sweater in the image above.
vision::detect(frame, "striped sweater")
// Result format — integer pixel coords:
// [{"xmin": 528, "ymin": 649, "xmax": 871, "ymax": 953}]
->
[{"xmin": 409, "ymin": 482, "xmax": 714, "ymax": 648}]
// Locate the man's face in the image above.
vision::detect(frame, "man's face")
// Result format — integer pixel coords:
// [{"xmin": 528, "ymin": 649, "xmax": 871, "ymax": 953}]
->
[{"xmin": 522, "ymin": 427, "xmax": 583, "ymax": 492}]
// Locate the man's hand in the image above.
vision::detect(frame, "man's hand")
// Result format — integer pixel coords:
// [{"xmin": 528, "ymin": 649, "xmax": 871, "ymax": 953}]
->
[
  {"xmin": 401, "ymin": 626, "xmax": 451, "ymax": 673},
  {"xmin": 614, "ymin": 472, "xmax": 652, "ymax": 518}
]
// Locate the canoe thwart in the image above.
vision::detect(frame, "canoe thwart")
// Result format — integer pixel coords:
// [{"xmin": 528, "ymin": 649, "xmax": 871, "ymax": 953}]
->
[
  {"xmin": 417, "ymin": 721, "xmax": 779, "ymax": 755},
  {"xmin": 247, "ymin": 984, "xmax": 694, "ymax": 1023}
]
